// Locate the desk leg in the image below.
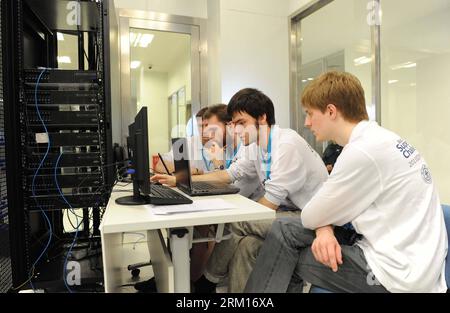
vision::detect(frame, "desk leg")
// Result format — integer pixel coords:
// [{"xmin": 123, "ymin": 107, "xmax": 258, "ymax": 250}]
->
[
  {"xmin": 148, "ymin": 229, "xmax": 174, "ymax": 292},
  {"xmin": 169, "ymin": 228, "xmax": 191, "ymax": 293},
  {"xmin": 101, "ymin": 231, "xmax": 123, "ymax": 293}
]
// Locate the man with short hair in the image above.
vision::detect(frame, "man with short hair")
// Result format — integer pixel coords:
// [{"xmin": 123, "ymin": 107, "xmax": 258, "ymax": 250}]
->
[
  {"xmin": 245, "ymin": 71, "xmax": 448, "ymax": 293},
  {"xmin": 154, "ymin": 107, "xmax": 210, "ymax": 175}
]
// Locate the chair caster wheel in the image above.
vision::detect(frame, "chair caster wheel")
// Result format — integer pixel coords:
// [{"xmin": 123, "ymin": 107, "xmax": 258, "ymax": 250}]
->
[{"xmin": 131, "ymin": 269, "xmax": 140, "ymax": 277}]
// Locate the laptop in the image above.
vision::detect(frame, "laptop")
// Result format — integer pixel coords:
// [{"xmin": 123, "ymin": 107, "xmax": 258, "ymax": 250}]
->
[{"xmin": 172, "ymin": 138, "xmax": 240, "ymax": 196}]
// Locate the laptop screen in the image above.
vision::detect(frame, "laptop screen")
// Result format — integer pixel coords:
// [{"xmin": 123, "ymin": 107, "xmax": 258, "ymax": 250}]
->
[{"xmin": 172, "ymin": 138, "xmax": 193, "ymax": 191}]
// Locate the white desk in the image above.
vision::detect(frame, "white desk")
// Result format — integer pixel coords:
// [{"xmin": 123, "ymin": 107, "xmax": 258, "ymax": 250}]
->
[{"xmin": 100, "ymin": 188, "xmax": 275, "ymax": 293}]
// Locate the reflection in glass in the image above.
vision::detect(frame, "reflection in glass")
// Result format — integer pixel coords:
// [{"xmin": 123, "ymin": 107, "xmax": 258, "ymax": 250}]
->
[
  {"xmin": 129, "ymin": 28, "xmax": 191, "ymax": 157},
  {"xmin": 297, "ymin": 0, "xmax": 372, "ymax": 154},
  {"xmin": 380, "ymin": 0, "xmax": 450, "ymax": 203}
]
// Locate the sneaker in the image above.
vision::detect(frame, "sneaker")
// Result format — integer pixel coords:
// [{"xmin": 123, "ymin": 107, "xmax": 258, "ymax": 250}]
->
[
  {"xmin": 134, "ymin": 277, "xmax": 157, "ymax": 292},
  {"xmin": 193, "ymin": 275, "xmax": 216, "ymax": 293}
]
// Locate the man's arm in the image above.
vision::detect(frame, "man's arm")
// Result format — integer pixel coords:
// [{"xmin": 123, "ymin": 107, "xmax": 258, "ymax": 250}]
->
[
  {"xmin": 151, "ymin": 170, "xmax": 231, "ymax": 187},
  {"xmin": 301, "ymin": 146, "xmax": 382, "ymax": 230},
  {"xmin": 152, "ymin": 148, "xmax": 254, "ymax": 186},
  {"xmin": 261, "ymin": 143, "xmax": 309, "ymax": 210}
]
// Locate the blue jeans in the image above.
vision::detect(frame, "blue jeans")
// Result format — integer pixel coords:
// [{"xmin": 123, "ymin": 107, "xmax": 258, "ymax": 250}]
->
[{"xmin": 244, "ymin": 217, "xmax": 388, "ymax": 293}]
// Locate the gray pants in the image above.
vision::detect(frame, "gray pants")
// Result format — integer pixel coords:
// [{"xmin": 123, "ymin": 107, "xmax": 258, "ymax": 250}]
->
[
  {"xmin": 204, "ymin": 210, "xmax": 301, "ymax": 293},
  {"xmin": 244, "ymin": 217, "xmax": 389, "ymax": 293}
]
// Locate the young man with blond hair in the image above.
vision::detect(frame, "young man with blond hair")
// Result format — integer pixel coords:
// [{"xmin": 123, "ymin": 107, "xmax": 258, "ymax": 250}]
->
[{"xmin": 245, "ymin": 71, "xmax": 448, "ymax": 293}]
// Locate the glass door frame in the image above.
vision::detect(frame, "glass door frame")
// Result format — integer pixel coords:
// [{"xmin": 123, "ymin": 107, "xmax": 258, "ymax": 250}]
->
[
  {"xmin": 288, "ymin": 0, "xmax": 381, "ymax": 143},
  {"xmin": 118, "ymin": 9, "xmax": 208, "ymax": 144}
]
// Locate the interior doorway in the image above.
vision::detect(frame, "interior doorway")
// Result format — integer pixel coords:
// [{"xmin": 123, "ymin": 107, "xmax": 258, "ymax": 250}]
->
[{"xmin": 119, "ymin": 10, "xmax": 207, "ymax": 158}]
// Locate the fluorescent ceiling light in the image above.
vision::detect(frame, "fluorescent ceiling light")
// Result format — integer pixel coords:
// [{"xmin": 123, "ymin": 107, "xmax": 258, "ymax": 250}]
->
[
  {"xmin": 130, "ymin": 32, "xmax": 154, "ymax": 48},
  {"xmin": 130, "ymin": 61, "xmax": 141, "ymax": 69},
  {"xmin": 139, "ymin": 34, "xmax": 154, "ymax": 47},
  {"xmin": 302, "ymin": 79, "xmax": 307, "ymax": 83},
  {"xmin": 388, "ymin": 80, "xmax": 399, "ymax": 84},
  {"xmin": 354, "ymin": 56, "xmax": 372, "ymax": 66},
  {"xmin": 307, "ymin": 78, "xmax": 314, "ymax": 81},
  {"xmin": 57, "ymin": 56, "xmax": 71, "ymax": 64},
  {"xmin": 57, "ymin": 32, "xmax": 64, "ymax": 41},
  {"xmin": 390, "ymin": 62, "xmax": 417, "ymax": 70}
]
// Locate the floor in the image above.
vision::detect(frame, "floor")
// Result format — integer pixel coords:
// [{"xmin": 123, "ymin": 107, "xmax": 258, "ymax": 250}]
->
[{"xmin": 23, "ymin": 230, "xmax": 311, "ymax": 293}]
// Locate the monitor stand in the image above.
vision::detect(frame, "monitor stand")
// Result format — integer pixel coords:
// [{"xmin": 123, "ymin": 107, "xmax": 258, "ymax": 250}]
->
[{"xmin": 115, "ymin": 180, "xmax": 149, "ymax": 205}]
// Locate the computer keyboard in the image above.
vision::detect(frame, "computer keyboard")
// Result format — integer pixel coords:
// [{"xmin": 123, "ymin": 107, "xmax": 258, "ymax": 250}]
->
[{"xmin": 149, "ymin": 184, "xmax": 192, "ymax": 205}]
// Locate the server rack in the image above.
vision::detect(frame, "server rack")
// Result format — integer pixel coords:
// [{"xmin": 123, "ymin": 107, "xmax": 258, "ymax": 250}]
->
[
  {"xmin": 0, "ymin": 0, "xmax": 13, "ymax": 293},
  {"xmin": 2, "ymin": 0, "xmax": 113, "ymax": 290}
]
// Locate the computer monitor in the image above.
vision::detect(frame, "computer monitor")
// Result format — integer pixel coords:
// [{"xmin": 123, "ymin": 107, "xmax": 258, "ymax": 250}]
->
[{"xmin": 116, "ymin": 107, "xmax": 151, "ymax": 205}]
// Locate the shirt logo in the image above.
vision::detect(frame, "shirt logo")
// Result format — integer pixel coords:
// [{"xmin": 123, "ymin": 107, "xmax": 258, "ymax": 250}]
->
[
  {"xmin": 396, "ymin": 139, "xmax": 416, "ymax": 159},
  {"xmin": 421, "ymin": 165, "xmax": 432, "ymax": 184}
]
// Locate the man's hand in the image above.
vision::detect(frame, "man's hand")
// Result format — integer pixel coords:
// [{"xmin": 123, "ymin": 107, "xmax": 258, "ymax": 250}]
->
[
  {"xmin": 257, "ymin": 197, "xmax": 279, "ymax": 211},
  {"xmin": 311, "ymin": 225, "xmax": 343, "ymax": 272},
  {"xmin": 150, "ymin": 174, "xmax": 176, "ymax": 187}
]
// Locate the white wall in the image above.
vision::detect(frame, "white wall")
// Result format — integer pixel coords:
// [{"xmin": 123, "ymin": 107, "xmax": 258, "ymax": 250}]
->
[
  {"xmin": 114, "ymin": 0, "xmax": 207, "ymax": 18},
  {"xmin": 207, "ymin": 0, "xmax": 222, "ymax": 105},
  {"xmin": 167, "ymin": 52, "xmax": 191, "ymax": 103},
  {"xmin": 219, "ymin": 0, "xmax": 291, "ymax": 127},
  {"xmin": 138, "ymin": 70, "xmax": 170, "ymax": 156},
  {"xmin": 289, "ymin": 0, "xmax": 313, "ymax": 16}
]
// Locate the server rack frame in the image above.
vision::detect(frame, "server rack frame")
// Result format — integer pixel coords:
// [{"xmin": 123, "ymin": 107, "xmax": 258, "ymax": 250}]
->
[{"xmin": 2, "ymin": 0, "xmax": 113, "ymax": 289}]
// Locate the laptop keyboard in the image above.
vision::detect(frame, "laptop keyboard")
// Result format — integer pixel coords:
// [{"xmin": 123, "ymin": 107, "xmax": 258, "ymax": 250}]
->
[{"xmin": 192, "ymin": 182, "xmax": 216, "ymax": 191}]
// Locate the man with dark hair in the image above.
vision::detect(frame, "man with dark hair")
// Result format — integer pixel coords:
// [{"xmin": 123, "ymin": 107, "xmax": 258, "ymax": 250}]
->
[
  {"xmin": 153, "ymin": 88, "xmax": 328, "ymax": 292},
  {"xmin": 226, "ymin": 88, "xmax": 276, "ymax": 126},
  {"xmin": 245, "ymin": 71, "xmax": 447, "ymax": 293},
  {"xmin": 191, "ymin": 104, "xmax": 265, "ymax": 282}
]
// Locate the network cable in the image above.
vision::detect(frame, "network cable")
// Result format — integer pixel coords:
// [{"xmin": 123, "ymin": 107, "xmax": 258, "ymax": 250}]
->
[
  {"xmin": 55, "ymin": 152, "xmax": 83, "ymax": 293},
  {"xmin": 29, "ymin": 67, "xmax": 53, "ymax": 292}
]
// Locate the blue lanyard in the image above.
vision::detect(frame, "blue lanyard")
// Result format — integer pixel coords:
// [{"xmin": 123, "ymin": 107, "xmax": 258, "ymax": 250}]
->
[
  {"xmin": 201, "ymin": 148, "xmax": 212, "ymax": 171},
  {"xmin": 225, "ymin": 143, "xmax": 240, "ymax": 169},
  {"xmin": 260, "ymin": 129, "xmax": 272, "ymax": 181}
]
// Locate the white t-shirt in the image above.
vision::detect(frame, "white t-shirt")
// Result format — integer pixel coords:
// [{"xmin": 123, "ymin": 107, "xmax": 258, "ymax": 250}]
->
[
  {"xmin": 227, "ymin": 126, "xmax": 328, "ymax": 209},
  {"xmin": 301, "ymin": 121, "xmax": 448, "ymax": 293}
]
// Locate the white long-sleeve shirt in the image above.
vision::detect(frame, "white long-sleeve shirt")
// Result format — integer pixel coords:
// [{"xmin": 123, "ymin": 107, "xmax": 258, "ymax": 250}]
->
[
  {"xmin": 227, "ymin": 126, "xmax": 328, "ymax": 209},
  {"xmin": 301, "ymin": 121, "xmax": 448, "ymax": 293},
  {"xmin": 231, "ymin": 144, "xmax": 265, "ymax": 201}
]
